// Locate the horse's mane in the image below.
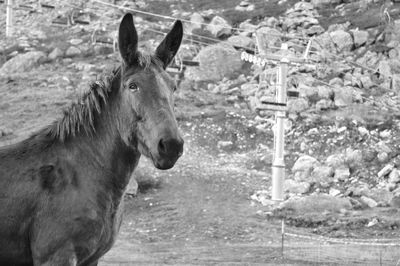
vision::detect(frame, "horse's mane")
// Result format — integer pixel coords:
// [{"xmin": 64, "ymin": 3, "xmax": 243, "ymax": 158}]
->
[
  {"xmin": 43, "ymin": 51, "xmax": 162, "ymax": 142},
  {"xmin": 46, "ymin": 67, "xmax": 120, "ymax": 142}
]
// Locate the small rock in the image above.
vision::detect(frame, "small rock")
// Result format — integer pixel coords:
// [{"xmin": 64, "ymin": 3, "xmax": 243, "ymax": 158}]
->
[
  {"xmin": 366, "ymin": 218, "xmax": 379, "ymax": 227},
  {"xmin": 217, "ymin": 140, "xmax": 234, "ymax": 150},
  {"xmin": 378, "ymin": 164, "xmax": 394, "ymax": 178},
  {"xmin": 70, "ymin": 38, "xmax": 83, "ymax": 45},
  {"xmin": 188, "ymin": 13, "xmax": 204, "ymax": 33},
  {"xmin": 359, "ymin": 75, "xmax": 374, "ymax": 89},
  {"xmin": 48, "ymin": 47, "xmax": 64, "ymax": 60},
  {"xmin": 65, "ymin": 46, "xmax": 81, "ymax": 57},
  {"xmin": 329, "ymin": 188, "xmax": 341, "ymax": 197},
  {"xmin": 358, "ymin": 126, "xmax": 369, "ymax": 136},
  {"xmin": 333, "ymin": 86, "xmax": 353, "ymax": 107},
  {"xmin": 360, "ymin": 196, "xmax": 378, "ymax": 208},
  {"xmin": 126, "ymin": 177, "xmax": 138, "ymax": 196},
  {"xmin": 315, "ymin": 99, "xmax": 332, "ymax": 111},
  {"xmin": 334, "ymin": 167, "xmax": 350, "ymax": 181},
  {"xmin": 345, "ymin": 148, "xmax": 363, "ymax": 169},
  {"xmin": 379, "ymin": 130, "xmax": 391, "ymax": 138},
  {"xmin": 375, "ymin": 141, "xmax": 392, "ymax": 154},
  {"xmin": 326, "ymin": 154, "xmax": 345, "ymax": 168},
  {"xmin": 390, "ymin": 188, "xmax": 400, "ymax": 207},
  {"xmin": 377, "ymin": 152, "xmax": 389, "ymax": 163},
  {"xmin": 389, "ymin": 169, "xmax": 400, "ymax": 184}
]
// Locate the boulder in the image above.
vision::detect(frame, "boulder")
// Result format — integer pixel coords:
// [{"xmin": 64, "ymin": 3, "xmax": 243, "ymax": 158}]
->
[
  {"xmin": 0, "ymin": 51, "xmax": 47, "ymax": 75},
  {"xmin": 292, "ymin": 155, "xmax": 320, "ymax": 174},
  {"xmin": 351, "ymin": 29, "xmax": 369, "ymax": 48},
  {"xmin": 185, "ymin": 43, "xmax": 246, "ymax": 82},
  {"xmin": 333, "ymin": 86, "xmax": 353, "ymax": 107},
  {"xmin": 187, "ymin": 13, "xmax": 204, "ymax": 33},
  {"xmin": 226, "ymin": 35, "xmax": 254, "ymax": 49},
  {"xmin": 255, "ymin": 27, "xmax": 282, "ymax": 51},
  {"xmin": 206, "ymin": 16, "xmax": 232, "ymax": 38},
  {"xmin": 287, "ymin": 98, "xmax": 309, "ymax": 113},
  {"xmin": 330, "ymin": 30, "xmax": 353, "ymax": 52}
]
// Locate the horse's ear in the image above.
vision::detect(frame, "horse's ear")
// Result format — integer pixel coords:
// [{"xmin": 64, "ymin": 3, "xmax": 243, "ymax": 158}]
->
[
  {"xmin": 155, "ymin": 20, "xmax": 183, "ymax": 69},
  {"xmin": 118, "ymin": 13, "xmax": 138, "ymax": 65}
]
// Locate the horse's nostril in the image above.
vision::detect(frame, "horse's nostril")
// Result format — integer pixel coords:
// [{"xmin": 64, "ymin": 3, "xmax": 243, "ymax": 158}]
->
[
  {"xmin": 158, "ymin": 139, "xmax": 167, "ymax": 154},
  {"xmin": 158, "ymin": 137, "xmax": 184, "ymax": 157}
]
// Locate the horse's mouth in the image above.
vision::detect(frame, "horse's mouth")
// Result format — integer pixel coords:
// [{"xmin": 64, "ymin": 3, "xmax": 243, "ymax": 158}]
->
[
  {"xmin": 153, "ymin": 156, "xmax": 180, "ymax": 170},
  {"xmin": 138, "ymin": 140, "xmax": 182, "ymax": 170}
]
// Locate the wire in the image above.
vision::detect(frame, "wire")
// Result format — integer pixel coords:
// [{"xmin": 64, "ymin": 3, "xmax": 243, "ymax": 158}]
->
[{"xmin": 91, "ymin": 0, "xmax": 310, "ymax": 41}]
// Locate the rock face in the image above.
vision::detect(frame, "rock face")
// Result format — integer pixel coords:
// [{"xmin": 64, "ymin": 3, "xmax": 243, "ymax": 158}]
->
[
  {"xmin": 0, "ymin": 51, "xmax": 47, "ymax": 75},
  {"xmin": 185, "ymin": 43, "xmax": 246, "ymax": 82}
]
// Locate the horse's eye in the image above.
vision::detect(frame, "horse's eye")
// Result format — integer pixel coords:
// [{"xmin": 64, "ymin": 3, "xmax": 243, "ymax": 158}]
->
[
  {"xmin": 173, "ymin": 86, "xmax": 177, "ymax": 92},
  {"xmin": 128, "ymin": 83, "xmax": 139, "ymax": 92}
]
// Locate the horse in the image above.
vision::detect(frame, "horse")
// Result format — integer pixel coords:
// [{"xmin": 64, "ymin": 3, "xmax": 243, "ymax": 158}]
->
[{"xmin": 0, "ymin": 13, "xmax": 184, "ymax": 266}]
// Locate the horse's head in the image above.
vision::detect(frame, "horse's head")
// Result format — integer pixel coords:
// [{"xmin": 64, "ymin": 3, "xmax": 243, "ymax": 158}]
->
[{"xmin": 117, "ymin": 14, "xmax": 184, "ymax": 170}]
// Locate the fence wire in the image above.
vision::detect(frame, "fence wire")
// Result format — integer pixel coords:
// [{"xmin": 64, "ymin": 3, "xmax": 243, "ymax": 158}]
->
[{"xmin": 282, "ymin": 228, "xmax": 400, "ymax": 265}]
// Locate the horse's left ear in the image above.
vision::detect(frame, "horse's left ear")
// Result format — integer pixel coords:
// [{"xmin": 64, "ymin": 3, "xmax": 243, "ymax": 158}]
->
[
  {"xmin": 155, "ymin": 20, "xmax": 183, "ymax": 69},
  {"xmin": 119, "ymin": 13, "xmax": 138, "ymax": 65}
]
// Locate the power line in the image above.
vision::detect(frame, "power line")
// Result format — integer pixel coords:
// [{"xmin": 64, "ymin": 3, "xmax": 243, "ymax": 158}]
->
[{"xmin": 91, "ymin": 0, "xmax": 310, "ymax": 41}]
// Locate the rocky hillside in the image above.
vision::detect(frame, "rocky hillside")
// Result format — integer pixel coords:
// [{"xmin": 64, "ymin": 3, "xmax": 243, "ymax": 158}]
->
[{"xmin": 2, "ymin": 0, "xmax": 400, "ymax": 229}]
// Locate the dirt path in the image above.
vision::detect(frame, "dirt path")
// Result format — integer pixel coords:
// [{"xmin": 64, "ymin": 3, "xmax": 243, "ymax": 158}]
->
[{"xmin": 100, "ymin": 142, "xmax": 290, "ymax": 265}]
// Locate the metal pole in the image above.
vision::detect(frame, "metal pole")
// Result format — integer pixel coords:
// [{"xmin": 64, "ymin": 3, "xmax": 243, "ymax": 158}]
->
[
  {"xmin": 271, "ymin": 43, "xmax": 288, "ymax": 201},
  {"xmin": 37, "ymin": 0, "xmax": 42, "ymax": 12},
  {"xmin": 6, "ymin": 0, "xmax": 13, "ymax": 37}
]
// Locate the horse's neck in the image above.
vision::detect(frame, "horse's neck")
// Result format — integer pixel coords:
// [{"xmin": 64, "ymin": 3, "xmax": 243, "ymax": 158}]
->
[{"xmin": 70, "ymin": 95, "xmax": 140, "ymax": 197}]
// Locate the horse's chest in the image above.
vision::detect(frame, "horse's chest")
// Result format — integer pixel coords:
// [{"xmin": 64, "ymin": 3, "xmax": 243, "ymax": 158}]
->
[{"xmin": 91, "ymin": 197, "xmax": 125, "ymax": 258}]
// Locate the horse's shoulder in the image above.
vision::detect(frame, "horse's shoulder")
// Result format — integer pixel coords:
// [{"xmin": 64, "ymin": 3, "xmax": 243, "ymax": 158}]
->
[{"xmin": 38, "ymin": 158, "xmax": 78, "ymax": 194}]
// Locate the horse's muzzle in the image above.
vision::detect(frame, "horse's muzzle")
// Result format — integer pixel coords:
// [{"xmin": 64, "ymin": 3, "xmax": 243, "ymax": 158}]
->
[{"xmin": 154, "ymin": 136, "xmax": 184, "ymax": 170}]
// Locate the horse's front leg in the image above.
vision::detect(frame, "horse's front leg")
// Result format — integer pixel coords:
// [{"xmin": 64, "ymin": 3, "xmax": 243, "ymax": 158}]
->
[{"xmin": 31, "ymin": 241, "xmax": 78, "ymax": 266}]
